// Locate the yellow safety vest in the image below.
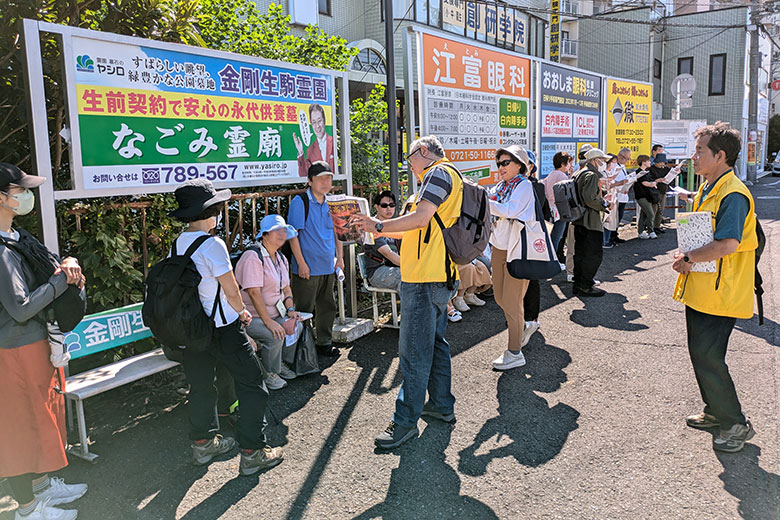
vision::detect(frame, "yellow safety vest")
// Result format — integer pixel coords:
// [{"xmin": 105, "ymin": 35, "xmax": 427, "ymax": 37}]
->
[
  {"xmin": 673, "ymin": 170, "xmax": 757, "ymax": 319},
  {"xmin": 400, "ymin": 159, "xmax": 463, "ymax": 284}
]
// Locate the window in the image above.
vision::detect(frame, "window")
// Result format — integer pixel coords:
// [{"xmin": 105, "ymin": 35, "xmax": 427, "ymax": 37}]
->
[
  {"xmin": 678, "ymin": 57, "xmax": 693, "ymax": 76},
  {"xmin": 708, "ymin": 53, "xmax": 726, "ymax": 96},
  {"xmin": 654, "ymin": 59, "xmax": 662, "ymax": 79},
  {"xmin": 350, "ymin": 48, "xmax": 387, "ymax": 75},
  {"xmin": 318, "ymin": 0, "xmax": 330, "ymax": 16}
]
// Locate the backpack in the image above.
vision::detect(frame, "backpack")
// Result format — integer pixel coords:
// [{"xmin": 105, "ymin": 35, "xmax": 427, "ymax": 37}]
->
[
  {"xmin": 427, "ymin": 163, "xmax": 491, "ymax": 270},
  {"xmin": 142, "ymin": 235, "xmax": 224, "ymax": 353},
  {"xmin": 280, "ymin": 192, "xmax": 309, "ymax": 262},
  {"xmin": 553, "ymin": 174, "xmax": 586, "ymax": 222},
  {"xmin": 755, "ymin": 218, "xmax": 766, "ymax": 325}
]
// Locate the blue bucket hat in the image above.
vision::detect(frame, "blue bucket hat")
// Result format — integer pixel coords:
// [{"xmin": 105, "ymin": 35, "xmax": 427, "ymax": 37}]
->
[{"xmin": 257, "ymin": 214, "xmax": 297, "ymax": 241}]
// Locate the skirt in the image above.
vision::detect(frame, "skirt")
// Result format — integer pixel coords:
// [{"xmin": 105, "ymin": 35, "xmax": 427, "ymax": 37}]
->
[
  {"xmin": 0, "ymin": 340, "xmax": 68, "ymax": 477},
  {"xmin": 456, "ymin": 259, "xmax": 493, "ymax": 294}
]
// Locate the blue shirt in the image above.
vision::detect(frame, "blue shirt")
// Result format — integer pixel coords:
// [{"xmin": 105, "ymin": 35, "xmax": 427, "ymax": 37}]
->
[
  {"xmin": 288, "ymin": 189, "xmax": 335, "ymax": 276},
  {"xmin": 699, "ymin": 171, "xmax": 750, "ymax": 242}
]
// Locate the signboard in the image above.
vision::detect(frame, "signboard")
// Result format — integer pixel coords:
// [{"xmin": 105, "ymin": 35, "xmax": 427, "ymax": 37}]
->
[
  {"xmin": 419, "ymin": 30, "xmax": 532, "ymax": 185},
  {"xmin": 606, "ymin": 78, "xmax": 652, "ymax": 168},
  {"xmin": 69, "ymin": 35, "xmax": 338, "ymax": 192},
  {"xmin": 651, "ymin": 119, "xmax": 706, "ymax": 160},
  {"xmin": 65, "ymin": 303, "xmax": 152, "ymax": 360},
  {"xmin": 538, "ymin": 63, "xmax": 602, "ymax": 177},
  {"xmin": 442, "ymin": 0, "xmax": 527, "ymax": 49},
  {"xmin": 747, "ymin": 141, "xmax": 756, "ymax": 165},
  {"xmin": 550, "ymin": 0, "xmax": 560, "ymax": 62}
]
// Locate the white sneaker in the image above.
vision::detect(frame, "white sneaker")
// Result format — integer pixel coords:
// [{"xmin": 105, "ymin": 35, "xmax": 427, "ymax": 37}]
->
[
  {"xmin": 264, "ymin": 373, "xmax": 287, "ymax": 390},
  {"xmin": 594, "ymin": 280, "xmax": 601, "ymax": 285},
  {"xmin": 638, "ymin": 232, "xmax": 650, "ymax": 239},
  {"xmin": 566, "ymin": 274, "xmax": 574, "ymax": 283},
  {"xmin": 492, "ymin": 349, "xmax": 527, "ymax": 370},
  {"xmin": 464, "ymin": 293, "xmax": 486, "ymax": 307},
  {"xmin": 453, "ymin": 296, "xmax": 471, "ymax": 312},
  {"xmin": 279, "ymin": 364, "xmax": 297, "ymax": 380},
  {"xmin": 559, "ymin": 263, "xmax": 567, "ymax": 271},
  {"xmin": 649, "ymin": 232, "xmax": 658, "ymax": 239},
  {"xmin": 447, "ymin": 310, "xmax": 462, "ymax": 323},
  {"xmin": 34, "ymin": 478, "xmax": 87, "ymax": 507},
  {"xmin": 522, "ymin": 321, "xmax": 540, "ymax": 347},
  {"xmin": 15, "ymin": 498, "xmax": 77, "ymax": 520}
]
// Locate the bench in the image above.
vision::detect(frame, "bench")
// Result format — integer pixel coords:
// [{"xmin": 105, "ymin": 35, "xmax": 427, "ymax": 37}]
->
[
  {"xmin": 63, "ymin": 302, "xmax": 177, "ymax": 462},
  {"xmin": 356, "ymin": 253, "xmax": 399, "ymax": 329}
]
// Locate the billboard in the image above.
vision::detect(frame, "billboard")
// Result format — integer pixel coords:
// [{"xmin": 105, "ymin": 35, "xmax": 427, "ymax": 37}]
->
[
  {"xmin": 538, "ymin": 63, "xmax": 602, "ymax": 178},
  {"xmin": 651, "ymin": 119, "xmax": 706, "ymax": 160},
  {"xmin": 605, "ymin": 78, "xmax": 652, "ymax": 168},
  {"xmin": 419, "ymin": 30, "xmax": 532, "ymax": 185}
]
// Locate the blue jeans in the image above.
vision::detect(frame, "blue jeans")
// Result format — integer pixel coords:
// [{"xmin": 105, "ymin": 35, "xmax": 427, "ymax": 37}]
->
[
  {"xmin": 550, "ymin": 220, "xmax": 566, "ymax": 260},
  {"xmin": 393, "ymin": 281, "xmax": 458, "ymax": 428}
]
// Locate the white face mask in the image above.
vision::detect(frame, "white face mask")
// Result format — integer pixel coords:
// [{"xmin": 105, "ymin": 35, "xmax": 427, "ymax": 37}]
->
[
  {"xmin": 213, "ymin": 213, "xmax": 222, "ymax": 230},
  {"xmin": 597, "ymin": 162, "xmax": 607, "ymax": 173},
  {"xmin": 2, "ymin": 188, "xmax": 35, "ymax": 216}
]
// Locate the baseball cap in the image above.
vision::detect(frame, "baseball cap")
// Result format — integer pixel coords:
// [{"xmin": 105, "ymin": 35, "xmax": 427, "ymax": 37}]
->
[
  {"xmin": 0, "ymin": 163, "xmax": 46, "ymax": 189},
  {"xmin": 308, "ymin": 161, "xmax": 334, "ymax": 179}
]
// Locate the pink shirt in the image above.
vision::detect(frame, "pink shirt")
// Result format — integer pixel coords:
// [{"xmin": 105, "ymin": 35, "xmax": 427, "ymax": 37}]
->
[{"xmin": 234, "ymin": 245, "xmax": 290, "ymax": 319}]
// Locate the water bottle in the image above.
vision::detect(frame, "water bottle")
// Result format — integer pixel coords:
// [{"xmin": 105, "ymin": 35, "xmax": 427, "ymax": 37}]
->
[{"xmin": 336, "ymin": 267, "xmax": 345, "ymax": 283}]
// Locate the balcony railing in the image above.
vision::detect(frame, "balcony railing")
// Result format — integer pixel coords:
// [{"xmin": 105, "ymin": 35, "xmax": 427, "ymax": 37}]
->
[
  {"xmin": 561, "ymin": 0, "xmax": 579, "ymax": 16},
  {"xmin": 561, "ymin": 38, "xmax": 577, "ymax": 58}
]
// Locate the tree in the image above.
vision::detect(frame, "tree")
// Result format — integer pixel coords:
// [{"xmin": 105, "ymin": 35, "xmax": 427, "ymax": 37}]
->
[
  {"xmin": 350, "ymin": 84, "xmax": 390, "ymax": 188},
  {"xmin": 768, "ymin": 114, "xmax": 780, "ymax": 162}
]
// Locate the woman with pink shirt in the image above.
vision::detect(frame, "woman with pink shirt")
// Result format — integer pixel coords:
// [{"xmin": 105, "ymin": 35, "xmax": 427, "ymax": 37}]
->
[
  {"xmin": 542, "ymin": 151, "xmax": 574, "ymax": 266},
  {"xmin": 235, "ymin": 215, "xmax": 301, "ymax": 390}
]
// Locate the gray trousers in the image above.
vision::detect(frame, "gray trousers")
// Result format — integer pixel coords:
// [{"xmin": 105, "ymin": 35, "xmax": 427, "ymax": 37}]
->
[{"xmin": 245, "ymin": 315, "xmax": 286, "ymax": 374}]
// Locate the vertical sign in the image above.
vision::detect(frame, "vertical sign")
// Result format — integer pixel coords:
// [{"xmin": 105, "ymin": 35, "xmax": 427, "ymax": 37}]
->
[
  {"xmin": 538, "ymin": 63, "xmax": 602, "ymax": 177},
  {"xmin": 550, "ymin": 0, "xmax": 560, "ymax": 63},
  {"xmin": 419, "ymin": 31, "xmax": 532, "ymax": 185},
  {"xmin": 606, "ymin": 78, "xmax": 653, "ymax": 168}
]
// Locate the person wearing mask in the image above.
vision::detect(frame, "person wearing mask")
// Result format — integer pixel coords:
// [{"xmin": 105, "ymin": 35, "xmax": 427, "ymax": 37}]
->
[
  {"xmin": 362, "ymin": 191, "xmax": 401, "ymax": 292},
  {"xmin": 632, "ymin": 155, "xmax": 659, "ymax": 240},
  {"xmin": 0, "ymin": 163, "xmax": 88, "ymax": 520},
  {"xmin": 487, "ymin": 145, "xmax": 536, "ymax": 370},
  {"xmin": 650, "ymin": 153, "xmax": 671, "ymax": 233},
  {"xmin": 609, "ymin": 148, "xmax": 633, "ymax": 245},
  {"xmin": 572, "ymin": 149, "xmax": 609, "ymax": 297},
  {"xmin": 542, "ymin": 151, "xmax": 574, "ymax": 268},
  {"xmin": 293, "ymin": 104, "xmax": 335, "ymax": 176},
  {"xmin": 351, "ymin": 135, "xmax": 463, "ymax": 449},
  {"xmin": 288, "ymin": 161, "xmax": 343, "ymax": 357},
  {"xmin": 601, "ymin": 154, "xmax": 620, "ymax": 248},
  {"xmin": 235, "ymin": 215, "xmax": 301, "ymax": 391},
  {"xmin": 168, "ymin": 179, "xmax": 283, "ymax": 476},
  {"xmin": 562, "ymin": 144, "xmax": 594, "ymax": 282}
]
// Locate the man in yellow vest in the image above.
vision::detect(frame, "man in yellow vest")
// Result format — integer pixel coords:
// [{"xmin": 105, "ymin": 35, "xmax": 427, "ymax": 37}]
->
[
  {"xmin": 351, "ymin": 135, "xmax": 463, "ymax": 449},
  {"xmin": 672, "ymin": 122, "xmax": 758, "ymax": 453}
]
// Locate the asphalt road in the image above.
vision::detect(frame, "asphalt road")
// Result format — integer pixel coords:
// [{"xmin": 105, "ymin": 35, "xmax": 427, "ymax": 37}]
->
[{"xmin": 3, "ymin": 177, "xmax": 779, "ymax": 520}]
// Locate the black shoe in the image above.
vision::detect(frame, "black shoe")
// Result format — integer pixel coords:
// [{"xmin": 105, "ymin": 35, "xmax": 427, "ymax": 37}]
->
[
  {"xmin": 573, "ymin": 285, "xmax": 606, "ymax": 297},
  {"xmin": 421, "ymin": 401, "xmax": 456, "ymax": 424},
  {"xmin": 654, "ymin": 227, "xmax": 666, "ymax": 234},
  {"xmin": 317, "ymin": 344, "xmax": 340, "ymax": 357},
  {"xmin": 375, "ymin": 421, "xmax": 419, "ymax": 449},
  {"xmin": 480, "ymin": 288, "xmax": 494, "ymax": 298}
]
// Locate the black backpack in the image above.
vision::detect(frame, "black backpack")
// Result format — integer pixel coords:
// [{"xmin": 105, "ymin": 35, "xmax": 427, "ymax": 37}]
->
[
  {"xmin": 755, "ymin": 218, "xmax": 766, "ymax": 325},
  {"xmin": 553, "ymin": 171, "xmax": 587, "ymax": 222},
  {"xmin": 280, "ymin": 193, "xmax": 309, "ymax": 262},
  {"xmin": 142, "ymin": 235, "xmax": 224, "ymax": 353}
]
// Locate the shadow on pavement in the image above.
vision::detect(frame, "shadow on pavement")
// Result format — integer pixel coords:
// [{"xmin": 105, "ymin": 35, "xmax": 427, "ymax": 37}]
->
[
  {"xmin": 457, "ymin": 338, "xmax": 579, "ymax": 475},
  {"xmin": 716, "ymin": 445, "xmax": 780, "ymax": 520},
  {"xmin": 568, "ymin": 292, "xmax": 648, "ymax": 331}
]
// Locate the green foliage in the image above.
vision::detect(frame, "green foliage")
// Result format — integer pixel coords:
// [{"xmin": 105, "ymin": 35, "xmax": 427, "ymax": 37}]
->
[
  {"xmin": 350, "ymin": 84, "xmax": 390, "ymax": 188},
  {"xmin": 768, "ymin": 114, "xmax": 780, "ymax": 161}
]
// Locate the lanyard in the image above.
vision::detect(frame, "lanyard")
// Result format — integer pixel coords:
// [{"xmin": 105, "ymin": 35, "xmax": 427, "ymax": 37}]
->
[{"xmin": 259, "ymin": 243, "xmax": 283, "ymax": 295}]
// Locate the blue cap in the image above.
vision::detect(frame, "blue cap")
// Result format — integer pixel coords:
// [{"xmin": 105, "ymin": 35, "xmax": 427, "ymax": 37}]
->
[
  {"xmin": 526, "ymin": 150, "xmax": 536, "ymax": 165},
  {"xmin": 257, "ymin": 214, "xmax": 297, "ymax": 241}
]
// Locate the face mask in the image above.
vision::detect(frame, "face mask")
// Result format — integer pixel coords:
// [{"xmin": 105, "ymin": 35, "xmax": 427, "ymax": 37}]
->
[
  {"xmin": 2, "ymin": 188, "xmax": 35, "ymax": 216},
  {"xmin": 213, "ymin": 213, "xmax": 222, "ymax": 230},
  {"xmin": 597, "ymin": 162, "xmax": 606, "ymax": 173}
]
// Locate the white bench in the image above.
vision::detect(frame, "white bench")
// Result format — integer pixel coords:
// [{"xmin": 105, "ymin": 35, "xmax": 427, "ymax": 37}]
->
[{"xmin": 356, "ymin": 253, "xmax": 399, "ymax": 329}]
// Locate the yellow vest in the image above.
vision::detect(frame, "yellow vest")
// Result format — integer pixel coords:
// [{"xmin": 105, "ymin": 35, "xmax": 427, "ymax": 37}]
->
[
  {"xmin": 400, "ymin": 160, "xmax": 463, "ymax": 284},
  {"xmin": 673, "ymin": 171, "xmax": 757, "ymax": 319}
]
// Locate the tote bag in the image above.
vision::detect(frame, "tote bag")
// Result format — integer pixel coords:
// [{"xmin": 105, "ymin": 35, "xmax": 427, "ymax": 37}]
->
[{"xmin": 506, "ymin": 195, "xmax": 562, "ymax": 280}]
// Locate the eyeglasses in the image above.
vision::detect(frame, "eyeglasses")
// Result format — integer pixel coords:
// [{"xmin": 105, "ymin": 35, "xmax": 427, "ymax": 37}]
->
[
  {"xmin": 378, "ymin": 202, "xmax": 396, "ymax": 208},
  {"xmin": 496, "ymin": 159, "xmax": 515, "ymax": 167},
  {"xmin": 406, "ymin": 149, "xmax": 421, "ymax": 161}
]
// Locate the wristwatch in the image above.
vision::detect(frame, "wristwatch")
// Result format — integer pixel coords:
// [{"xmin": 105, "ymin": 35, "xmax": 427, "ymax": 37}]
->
[
  {"xmin": 683, "ymin": 255, "xmax": 692, "ymax": 264},
  {"xmin": 375, "ymin": 221, "xmax": 384, "ymax": 233}
]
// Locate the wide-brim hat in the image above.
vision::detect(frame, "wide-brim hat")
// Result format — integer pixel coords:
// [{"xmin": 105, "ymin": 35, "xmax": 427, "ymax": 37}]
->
[
  {"xmin": 495, "ymin": 145, "xmax": 530, "ymax": 170},
  {"xmin": 168, "ymin": 179, "xmax": 231, "ymax": 218},
  {"xmin": 0, "ymin": 163, "xmax": 46, "ymax": 189},
  {"xmin": 654, "ymin": 153, "xmax": 668, "ymax": 163},
  {"xmin": 585, "ymin": 148, "xmax": 610, "ymax": 161},
  {"xmin": 257, "ymin": 214, "xmax": 297, "ymax": 240}
]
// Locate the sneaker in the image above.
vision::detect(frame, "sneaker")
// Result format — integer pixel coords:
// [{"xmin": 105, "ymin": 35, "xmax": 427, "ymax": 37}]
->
[
  {"xmin": 603, "ymin": 243, "xmax": 614, "ymax": 249},
  {"xmin": 14, "ymin": 498, "xmax": 77, "ymax": 520},
  {"xmin": 421, "ymin": 401, "xmax": 456, "ymax": 423},
  {"xmin": 264, "ymin": 373, "xmax": 287, "ymax": 390},
  {"xmin": 492, "ymin": 349, "xmax": 527, "ymax": 370},
  {"xmin": 559, "ymin": 263, "xmax": 567, "ymax": 271},
  {"xmin": 453, "ymin": 296, "xmax": 471, "ymax": 312},
  {"xmin": 192, "ymin": 434, "xmax": 236, "ymax": 465},
  {"xmin": 464, "ymin": 293, "xmax": 486, "ymax": 307},
  {"xmin": 713, "ymin": 421, "xmax": 755, "ymax": 453},
  {"xmin": 594, "ymin": 280, "xmax": 602, "ymax": 285},
  {"xmin": 638, "ymin": 232, "xmax": 650, "ymax": 239},
  {"xmin": 279, "ymin": 364, "xmax": 297, "ymax": 380},
  {"xmin": 447, "ymin": 309, "xmax": 462, "ymax": 323},
  {"xmin": 375, "ymin": 421, "xmax": 419, "ymax": 449},
  {"xmin": 654, "ymin": 227, "xmax": 666, "ymax": 234},
  {"xmin": 239, "ymin": 446, "xmax": 284, "ymax": 476},
  {"xmin": 686, "ymin": 412, "xmax": 720, "ymax": 430},
  {"xmin": 34, "ymin": 478, "xmax": 87, "ymax": 507},
  {"xmin": 649, "ymin": 232, "xmax": 658, "ymax": 239},
  {"xmin": 522, "ymin": 321, "xmax": 540, "ymax": 347},
  {"xmin": 566, "ymin": 274, "xmax": 574, "ymax": 283}
]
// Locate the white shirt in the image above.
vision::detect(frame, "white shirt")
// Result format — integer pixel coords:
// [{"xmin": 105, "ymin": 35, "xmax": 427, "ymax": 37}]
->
[
  {"xmin": 487, "ymin": 178, "xmax": 537, "ymax": 251},
  {"xmin": 613, "ymin": 165, "xmax": 630, "ymax": 203},
  {"xmin": 318, "ymin": 136, "xmax": 327, "ymax": 161},
  {"xmin": 170, "ymin": 231, "xmax": 238, "ymax": 327}
]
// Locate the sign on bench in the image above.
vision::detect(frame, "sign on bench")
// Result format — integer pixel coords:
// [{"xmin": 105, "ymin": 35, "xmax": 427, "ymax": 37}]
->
[{"xmin": 65, "ymin": 302, "xmax": 152, "ymax": 360}]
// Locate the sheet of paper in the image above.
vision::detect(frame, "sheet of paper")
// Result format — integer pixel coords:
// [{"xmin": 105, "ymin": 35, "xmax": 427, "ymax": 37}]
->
[{"xmin": 676, "ymin": 212, "xmax": 716, "ymax": 273}]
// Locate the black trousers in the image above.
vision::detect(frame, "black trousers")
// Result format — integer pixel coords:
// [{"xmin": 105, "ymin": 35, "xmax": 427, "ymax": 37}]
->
[
  {"xmin": 573, "ymin": 225, "xmax": 603, "ymax": 289},
  {"xmin": 183, "ymin": 320, "xmax": 268, "ymax": 450},
  {"xmin": 6, "ymin": 473, "xmax": 36, "ymax": 504},
  {"xmin": 686, "ymin": 306, "xmax": 746, "ymax": 429},
  {"xmin": 523, "ymin": 279, "xmax": 540, "ymax": 322}
]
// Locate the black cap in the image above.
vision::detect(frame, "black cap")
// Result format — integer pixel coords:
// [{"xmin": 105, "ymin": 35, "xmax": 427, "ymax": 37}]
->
[
  {"xmin": 168, "ymin": 179, "xmax": 231, "ymax": 218},
  {"xmin": 0, "ymin": 163, "xmax": 46, "ymax": 189},
  {"xmin": 307, "ymin": 161, "xmax": 334, "ymax": 179}
]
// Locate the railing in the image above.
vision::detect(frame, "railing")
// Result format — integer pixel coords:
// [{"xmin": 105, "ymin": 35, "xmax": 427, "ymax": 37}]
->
[{"xmin": 561, "ymin": 39, "xmax": 577, "ymax": 57}]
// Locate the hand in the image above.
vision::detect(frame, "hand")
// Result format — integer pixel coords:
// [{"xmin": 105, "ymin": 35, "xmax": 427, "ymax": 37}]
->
[
  {"xmin": 239, "ymin": 309, "xmax": 252, "ymax": 326},
  {"xmin": 678, "ymin": 192, "xmax": 693, "ymax": 202},
  {"xmin": 55, "ymin": 257, "xmax": 84, "ymax": 287},
  {"xmin": 267, "ymin": 319, "xmax": 286, "ymax": 341},
  {"xmin": 292, "ymin": 133, "xmax": 303, "ymax": 156},
  {"xmin": 335, "ymin": 257, "xmax": 344, "ymax": 270},
  {"xmin": 349, "ymin": 214, "xmax": 381, "ymax": 233},
  {"xmin": 288, "ymin": 310, "xmax": 300, "ymax": 321},
  {"xmin": 298, "ymin": 261, "xmax": 311, "ymax": 280},
  {"xmin": 672, "ymin": 251, "xmax": 693, "ymax": 274}
]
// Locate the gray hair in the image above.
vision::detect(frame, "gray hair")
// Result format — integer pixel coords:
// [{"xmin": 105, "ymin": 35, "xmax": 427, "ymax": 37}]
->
[
  {"xmin": 411, "ymin": 135, "xmax": 445, "ymax": 158},
  {"xmin": 619, "ymin": 147, "xmax": 631, "ymax": 156}
]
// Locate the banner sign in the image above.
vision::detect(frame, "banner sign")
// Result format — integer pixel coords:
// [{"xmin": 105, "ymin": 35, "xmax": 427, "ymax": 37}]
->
[
  {"xmin": 442, "ymin": 0, "xmax": 527, "ymax": 50},
  {"xmin": 651, "ymin": 119, "xmax": 706, "ymax": 159},
  {"xmin": 65, "ymin": 303, "xmax": 152, "ymax": 360},
  {"xmin": 538, "ymin": 63, "xmax": 602, "ymax": 177},
  {"xmin": 550, "ymin": 0, "xmax": 560, "ymax": 62},
  {"xmin": 606, "ymin": 78, "xmax": 653, "ymax": 168},
  {"xmin": 70, "ymin": 36, "xmax": 337, "ymax": 190},
  {"xmin": 420, "ymin": 31, "xmax": 532, "ymax": 185}
]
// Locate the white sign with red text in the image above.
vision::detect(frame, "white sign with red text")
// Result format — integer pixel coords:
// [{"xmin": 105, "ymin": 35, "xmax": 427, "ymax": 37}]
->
[
  {"xmin": 573, "ymin": 113, "xmax": 598, "ymax": 139},
  {"xmin": 541, "ymin": 110, "xmax": 572, "ymax": 138}
]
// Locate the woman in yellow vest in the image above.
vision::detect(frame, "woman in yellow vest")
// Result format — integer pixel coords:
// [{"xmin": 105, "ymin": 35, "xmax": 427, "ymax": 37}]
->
[{"xmin": 672, "ymin": 122, "xmax": 757, "ymax": 453}]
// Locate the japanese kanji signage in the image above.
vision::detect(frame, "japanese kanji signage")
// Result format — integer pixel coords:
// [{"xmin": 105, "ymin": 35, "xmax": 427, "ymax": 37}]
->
[
  {"xmin": 441, "ymin": 0, "xmax": 527, "ymax": 50},
  {"xmin": 65, "ymin": 303, "xmax": 152, "ymax": 360},
  {"xmin": 550, "ymin": 0, "xmax": 560, "ymax": 62},
  {"xmin": 70, "ymin": 36, "xmax": 337, "ymax": 190},
  {"xmin": 538, "ymin": 63, "xmax": 602, "ymax": 177},
  {"xmin": 419, "ymin": 31, "xmax": 532, "ymax": 185},
  {"xmin": 606, "ymin": 78, "xmax": 653, "ymax": 168}
]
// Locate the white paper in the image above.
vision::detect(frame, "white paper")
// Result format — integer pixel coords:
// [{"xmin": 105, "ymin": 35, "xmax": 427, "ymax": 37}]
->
[
  {"xmin": 662, "ymin": 168, "xmax": 680, "ymax": 184},
  {"xmin": 671, "ymin": 185, "xmax": 695, "ymax": 196},
  {"xmin": 675, "ymin": 212, "xmax": 716, "ymax": 273},
  {"xmin": 285, "ymin": 312, "xmax": 313, "ymax": 346}
]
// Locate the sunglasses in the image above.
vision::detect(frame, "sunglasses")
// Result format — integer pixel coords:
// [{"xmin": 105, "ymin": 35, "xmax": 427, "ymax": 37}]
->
[
  {"xmin": 378, "ymin": 202, "xmax": 396, "ymax": 208},
  {"xmin": 496, "ymin": 159, "xmax": 515, "ymax": 167}
]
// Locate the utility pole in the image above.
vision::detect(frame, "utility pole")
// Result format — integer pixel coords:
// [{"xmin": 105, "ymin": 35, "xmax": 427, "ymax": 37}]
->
[
  {"xmin": 747, "ymin": 0, "xmax": 761, "ymax": 184},
  {"xmin": 384, "ymin": 0, "xmax": 400, "ymax": 201}
]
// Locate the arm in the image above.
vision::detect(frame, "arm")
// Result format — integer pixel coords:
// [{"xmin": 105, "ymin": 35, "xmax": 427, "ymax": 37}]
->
[
  {"xmin": 579, "ymin": 173, "xmax": 605, "ymax": 211},
  {"xmin": 334, "ymin": 235, "xmax": 344, "ymax": 270},
  {"xmin": 673, "ymin": 238, "xmax": 739, "ymax": 273},
  {"xmin": 354, "ymin": 200, "xmax": 438, "ymax": 234},
  {"xmin": 0, "ymin": 252, "xmax": 69, "ymax": 323},
  {"xmin": 245, "ymin": 287, "xmax": 286, "ymax": 340},
  {"xmin": 289, "ymin": 236, "xmax": 309, "ymax": 279},
  {"xmin": 377, "ymin": 244, "xmax": 401, "ymax": 266},
  {"xmin": 488, "ymin": 182, "xmax": 535, "ymax": 219},
  {"xmin": 216, "ymin": 271, "xmax": 251, "ymax": 324}
]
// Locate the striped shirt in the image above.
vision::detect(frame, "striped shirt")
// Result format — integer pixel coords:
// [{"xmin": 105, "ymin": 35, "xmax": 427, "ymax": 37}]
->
[{"xmin": 419, "ymin": 165, "xmax": 453, "ymax": 207}]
